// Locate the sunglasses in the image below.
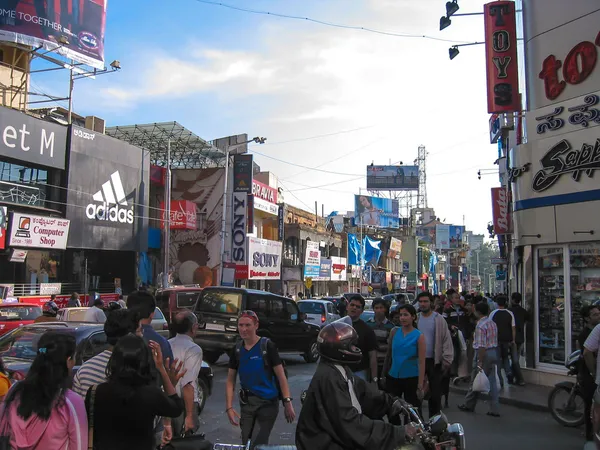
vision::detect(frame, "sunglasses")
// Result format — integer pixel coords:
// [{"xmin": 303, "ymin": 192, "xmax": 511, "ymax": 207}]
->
[{"xmin": 239, "ymin": 310, "xmax": 259, "ymax": 323}]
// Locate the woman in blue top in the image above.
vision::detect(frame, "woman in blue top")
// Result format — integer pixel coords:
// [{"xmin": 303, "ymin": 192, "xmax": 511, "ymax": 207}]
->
[
  {"xmin": 225, "ymin": 310, "xmax": 296, "ymax": 448},
  {"xmin": 382, "ymin": 304, "xmax": 426, "ymax": 415}
]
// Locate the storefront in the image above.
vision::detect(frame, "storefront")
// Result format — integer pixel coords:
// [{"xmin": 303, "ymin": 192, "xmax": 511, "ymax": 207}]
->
[{"xmin": 514, "ymin": 1, "xmax": 600, "ymax": 376}]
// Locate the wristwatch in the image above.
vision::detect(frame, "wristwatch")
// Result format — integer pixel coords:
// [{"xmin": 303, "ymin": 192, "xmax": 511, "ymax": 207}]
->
[{"xmin": 283, "ymin": 397, "xmax": 293, "ymax": 403}]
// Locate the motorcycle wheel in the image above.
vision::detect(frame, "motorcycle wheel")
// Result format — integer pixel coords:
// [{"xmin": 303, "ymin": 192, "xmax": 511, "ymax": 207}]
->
[{"xmin": 548, "ymin": 385, "xmax": 585, "ymax": 427}]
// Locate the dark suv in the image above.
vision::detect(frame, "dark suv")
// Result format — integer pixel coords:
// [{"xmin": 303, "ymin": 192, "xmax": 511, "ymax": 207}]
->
[{"xmin": 193, "ymin": 287, "xmax": 321, "ymax": 364}]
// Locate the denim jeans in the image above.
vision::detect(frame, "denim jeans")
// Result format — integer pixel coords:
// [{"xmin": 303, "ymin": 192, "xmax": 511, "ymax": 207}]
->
[
  {"xmin": 511, "ymin": 343, "xmax": 525, "ymax": 383},
  {"xmin": 464, "ymin": 348, "xmax": 500, "ymax": 414},
  {"xmin": 496, "ymin": 342, "xmax": 513, "ymax": 385}
]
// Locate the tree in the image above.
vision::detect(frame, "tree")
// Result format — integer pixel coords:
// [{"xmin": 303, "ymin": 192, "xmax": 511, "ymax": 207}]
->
[{"xmin": 467, "ymin": 241, "xmax": 500, "ymax": 292}]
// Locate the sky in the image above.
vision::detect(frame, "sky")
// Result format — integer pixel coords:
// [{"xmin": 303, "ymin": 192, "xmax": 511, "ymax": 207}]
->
[{"xmin": 32, "ymin": 0, "xmax": 503, "ymax": 237}]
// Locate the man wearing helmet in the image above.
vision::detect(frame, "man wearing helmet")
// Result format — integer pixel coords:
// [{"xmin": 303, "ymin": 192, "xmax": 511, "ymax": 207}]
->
[
  {"xmin": 296, "ymin": 318, "xmax": 417, "ymax": 450},
  {"xmin": 35, "ymin": 300, "xmax": 59, "ymax": 323}
]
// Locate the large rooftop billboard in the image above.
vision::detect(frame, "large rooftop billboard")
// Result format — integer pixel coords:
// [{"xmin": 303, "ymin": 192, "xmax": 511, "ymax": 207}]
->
[{"xmin": 366, "ymin": 165, "xmax": 419, "ymax": 191}]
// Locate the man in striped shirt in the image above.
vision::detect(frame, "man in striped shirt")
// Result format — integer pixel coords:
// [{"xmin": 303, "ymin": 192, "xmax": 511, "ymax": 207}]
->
[
  {"xmin": 459, "ymin": 302, "xmax": 500, "ymax": 416},
  {"xmin": 72, "ymin": 309, "xmax": 140, "ymax": 398}
]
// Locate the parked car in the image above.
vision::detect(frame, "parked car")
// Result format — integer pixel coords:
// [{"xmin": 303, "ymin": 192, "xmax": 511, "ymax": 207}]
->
[
  {"xmin": 321, "ymin": 296, "xmax": 346, "ymax": 316},
  {"xmin": 151, "ymin": 307, "xmax": 169, "ymax": 338},
  {"xmin": 297, "ymin": 300, "xmax": 340, "ymax": 327},
  {"xmin": 193, "ymin": 287, "xmax": 321, "ymax": 364},
  {"xmin": 0, "ymin": 304, "xmax": 42, "ymax": 336},
  {"xmin": 155, "ymin": 285, "xmax": 203, "ymax": 325},
  {"xmin": 0, "ymin": 322, "xmax": 214, "ymax": 413},
  {"xmin": 57, "ymin": 307, "xmax": 89, "ymax": 322}
]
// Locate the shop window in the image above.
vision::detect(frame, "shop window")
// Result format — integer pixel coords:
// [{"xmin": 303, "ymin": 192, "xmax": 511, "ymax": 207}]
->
[
  {"xmin": 538, "ymin": 247, "xmax": 565, "ymax": 366},
  {"xmin": 570, "ymin": 244, "xmax": 600, "ymax": 352}
]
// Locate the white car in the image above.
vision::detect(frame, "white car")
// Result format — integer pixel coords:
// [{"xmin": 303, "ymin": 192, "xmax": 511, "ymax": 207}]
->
[{"xmin": 298, "ymin": 300, "xmax": 340, "ymax": 327}]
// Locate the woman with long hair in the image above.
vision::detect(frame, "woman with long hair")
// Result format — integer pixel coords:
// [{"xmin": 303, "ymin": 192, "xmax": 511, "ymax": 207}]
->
[
  {"xmin": 2, "ymin": 331, "xmax": 87, "ymax": 450},
  {"xmin": 382, "ymin": 304, "xmax": 426, "ymax": 417},
  {"xmin": 87, "ymin": 333, "xmax": 185, "ymax": 450}
]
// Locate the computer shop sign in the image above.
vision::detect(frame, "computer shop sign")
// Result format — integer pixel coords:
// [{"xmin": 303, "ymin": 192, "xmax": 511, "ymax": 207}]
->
[{"xmin": 9, "ymin": 212, "xmax": 70, "ymax": 249}]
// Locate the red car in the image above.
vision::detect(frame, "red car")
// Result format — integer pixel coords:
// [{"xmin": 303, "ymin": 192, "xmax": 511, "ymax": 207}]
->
[{"xmin": 0, "ymin": 304, "xmax": 42, "ymax": 336}]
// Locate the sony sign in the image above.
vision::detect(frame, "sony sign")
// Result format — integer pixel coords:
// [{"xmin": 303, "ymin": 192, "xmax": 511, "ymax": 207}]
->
[
  {"xmin": 232, "ymin": 192, "xmax": 248, "ymax": 265},
  {"xmin": 0, "ymin": 107, "xmax": 67, "ymax": 170}
]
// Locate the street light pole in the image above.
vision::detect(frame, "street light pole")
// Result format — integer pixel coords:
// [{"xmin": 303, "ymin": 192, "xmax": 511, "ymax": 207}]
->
[{"xmin": 162, "ymin": 140, "xmax": 172, "ymax": 289}]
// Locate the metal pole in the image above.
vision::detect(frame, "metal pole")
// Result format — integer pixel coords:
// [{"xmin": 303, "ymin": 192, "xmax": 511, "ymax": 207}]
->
[
  {"xmin": 476, "ymin": 250, "xmax": 480, "ymax": 277},
  {"xmin": 162, "ymin": 140, "xmax": 171, "ymax": 289},
  {"xmin": 84, "ymin": 257, "xmax": 88, "ymax": 302},
  {"xmin": 68, "ymin": 67, "xmax": 74, "ymax": 125},
  {"xmin": 219, "ymin": 145, "xmax": 231, "ymax": 285}
]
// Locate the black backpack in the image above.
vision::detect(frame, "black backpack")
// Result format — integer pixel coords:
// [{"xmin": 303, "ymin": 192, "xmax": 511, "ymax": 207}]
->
[{"xmin": 234, "ymin": 337, "xmax": 288, "ymax": 399}]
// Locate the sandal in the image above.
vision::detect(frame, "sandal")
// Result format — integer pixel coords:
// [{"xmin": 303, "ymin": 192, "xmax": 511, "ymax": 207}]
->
[{"xmin": 487, "ymin": 411, "xmax": 500, "ymax": 417}]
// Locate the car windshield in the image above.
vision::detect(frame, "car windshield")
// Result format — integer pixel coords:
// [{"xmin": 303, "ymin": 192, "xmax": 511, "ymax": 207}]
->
[
  {"xmin": 198, "ymin": 290, "xmax": 241, "ymax": 314},
  {"xmin": 0, "ymin": 328, "xmax": 53, "ymax": 360},
  {"xmin": 0, "ymin": 306, "xmax": 42, "ymax": 321},
  {"xmin": 298, "ymin": 302, "xmax": 325, "ymax": 314},
  {"xmin": 68, "ymin": 309, "xmax": 88, "ymax": 322}
]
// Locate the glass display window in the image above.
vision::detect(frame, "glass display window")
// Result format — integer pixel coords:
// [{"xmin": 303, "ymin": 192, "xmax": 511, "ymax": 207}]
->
[{"xmin": 570, "ymin": 243, "xmax": 600, "ymax": 352}]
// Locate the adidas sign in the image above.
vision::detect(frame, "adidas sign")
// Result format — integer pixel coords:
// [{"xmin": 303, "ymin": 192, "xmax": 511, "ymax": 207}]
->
[{"xmin": 86, "ymin": 171, "xmax": 134, "ymax": 224}]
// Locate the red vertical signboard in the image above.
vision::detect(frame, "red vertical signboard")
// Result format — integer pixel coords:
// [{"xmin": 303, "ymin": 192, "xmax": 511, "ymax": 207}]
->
[
  {"xmin": 491, "ymin": 187, "xmax": 512, "ymax": 235},
  {"xmin": 484, "ymin": 1, "xmax": 519, "ymax": 113}
]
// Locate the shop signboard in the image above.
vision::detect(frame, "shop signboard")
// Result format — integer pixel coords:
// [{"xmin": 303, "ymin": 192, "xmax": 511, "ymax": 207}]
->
[
  {"xmin": 366, "ymin": 165, "xmax": 419, "ymax": 191},
  {"xmin": 9, "ymin": 213, "xmax": 70, "ymax": 249},
  {"xmin": 0, "ymin": 107, "xmax": 67, "ymax": 170},
  {"xmin": 40, "ymin": 283, "xmax": 61, "ymax": 295},
  {"xmin": 252, "ymin": 180, "xmax": 277, "ymax": 203},
  {"xmin": 403, "ymin": 261, "xmax": 410, "ymax": 273},
  {"xmin": 232, "ymin": 192, "xmax": 248, "ymax": 279},
  {"xmin": 303, "ymin": 241, "xmax": 321, "ymax": 279},
  {"xmin": 160, "ymin": 200, "xmax": 197, "ymax": 230},
  {"xmin": 315, "ymin": 258, "xmax": 332, "ymax": 281},
  {"xmin": 66, "ymin": 126, "xmax": 149, "ymax": 251},
  {"xmin": 388, "ymin": 237, "xmax": 402, "ymax": 259},
  {"xmin": 354, "ymin": 195, "xmax": 399, "ymax": 228},
  {"xmin": 233, "ymin": 154, "xmax": 253, "ymax": 193},
  {"xmin": 0, "ymin": 206, "xmax": 6, "ymax": 250},
  {"xmin": 247, "ymin": 195, "xmax": 254, "ymax": 234},
  {"xmin": 0, "ymin": 0, "xmax": 107, "ymax": 69},
  {"xmin": 277, "ymin": 203, "xmax": 284, "ymax": 241},
  {"xmin": 417, "ymin": 247, "xmax": 423, "ymax": 276},
  {"xmin": 9, "ymin": 249, "xmax": 27, "ymax": 263},
  {"xmin": 253, "ymin": 197, "xmax": 278, "ymax": 215},
  {"xmin": 247, "ymin": 237, "xmax": 282, "ymax": 280},
  {"xmin": 330, "ymin": 256, "xmax": 347, "ymax": 281},
  {"xmin": 435, "ymin": 224, "xmax": 450, "ymax": 249},
  {"xmin": 483, "ymin": 1, "xmax": 519, "ymax": 113},
  {"xmin": 491, "ymin": 187, "xmax": 512, "ymax": 234}
]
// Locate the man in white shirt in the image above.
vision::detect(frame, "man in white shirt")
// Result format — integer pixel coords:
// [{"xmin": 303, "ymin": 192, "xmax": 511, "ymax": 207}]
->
[
  {"xmin": 168, "ymin": 311, "xmax": 203, "ymax": 437},
  {"xmin": 84, "ymin": 299, "xmax": 107, "ymax": 323}
]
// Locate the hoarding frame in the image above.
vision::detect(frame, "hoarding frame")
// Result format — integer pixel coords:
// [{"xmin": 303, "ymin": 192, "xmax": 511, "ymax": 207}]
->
[
  {"xmin": 354, "ymin": 195, "xmax": 400, "ymax": 228},
  {"xmin": 366, "ymin": 165, "xmax": 419, "ymax": 191}
]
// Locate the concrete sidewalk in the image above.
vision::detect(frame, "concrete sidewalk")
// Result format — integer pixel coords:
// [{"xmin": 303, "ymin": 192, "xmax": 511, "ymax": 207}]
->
[{"xmin": 449, "ymin": 378, "xmax": 553, "ymax": 412}]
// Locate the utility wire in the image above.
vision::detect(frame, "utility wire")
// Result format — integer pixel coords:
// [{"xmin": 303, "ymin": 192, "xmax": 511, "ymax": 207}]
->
[
  {"xmin": 250, "ymin": 125, "xmax": 376, "ymax": 146},
  {"xmin": 192, "ymin": 0, "xmax": 471, "ymax": 44}
]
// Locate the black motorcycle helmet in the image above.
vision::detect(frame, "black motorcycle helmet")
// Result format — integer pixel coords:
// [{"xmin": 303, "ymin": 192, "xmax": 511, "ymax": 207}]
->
[
  {"xmin": 317, "ymin": 316, "xmax": 362, "ymax": 364},
  {"xmin": 43, "ymin": 301, "xmax": 59, "ymax": 317}
]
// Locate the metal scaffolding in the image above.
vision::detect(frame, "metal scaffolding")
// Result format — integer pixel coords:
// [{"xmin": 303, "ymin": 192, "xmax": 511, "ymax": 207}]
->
[{"xmin": 105, "ymin": 122, "xmax": 226, "ymax": 169}]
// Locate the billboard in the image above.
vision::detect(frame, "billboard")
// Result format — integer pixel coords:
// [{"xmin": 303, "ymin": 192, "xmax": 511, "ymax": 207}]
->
[
  {"xmin": 366, "ymin": 165, "xmax": 419, "ymax": 191},
  {"xmin": 233, "ymin": 154, "xmax": 253, "ymax": 193},
  {"xmin": 449, "ymin": 225, "xmax": 465, "ymax": 249},
  {"xmin": 388, "ymin": 237, "xmax": 402, "ymax": 259},
  {"xmin": 160, "ymin": 200, "xmax": 197, "ymax": 230},
  {"xmin": 484, "ymin": 1, "xmax": 519, "ymax": 113},
  {"xmin": 354, "ymin": 195, "xmax": 399, "ymax": 228},
  {"xmin": 66, "ymin": 126, "xmax": 149, "ymax": 251},
  {"xmin": 232, "ymin": 192, "xmax": 248, "ymax": 278},
  {"xmin": 303, "ymin": 241, "xmax": 320, "ymax": 279},
  {"xmin": 314, "ymin": 257, "xmax": 331, "ymax": 281},
  {"xmin": 247, "ymin": 237, "xmax": 282, "ymax": 280},
  {"xmin": 330, "ymin": 256, "xmax": 347, "ymax": 281},
  {"xmin": 0, "ymin": 0, "xmax": 107, "ymax": 69},
  {"xmin": 435, "ymin": 224, "xmax": 450, "ymax": 249}
]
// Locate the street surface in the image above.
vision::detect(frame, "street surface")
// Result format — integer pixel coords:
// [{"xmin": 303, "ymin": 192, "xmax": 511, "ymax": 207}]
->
[{"xmin": 199, "ymin": 354, "xmax": 585, "ymax": 450}]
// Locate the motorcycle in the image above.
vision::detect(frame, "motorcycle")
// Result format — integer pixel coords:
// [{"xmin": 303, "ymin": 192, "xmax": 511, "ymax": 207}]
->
[
  {"xmin": 548, "ymin": 349, "xmax": 586, "ymax": 428},
  {"xmin": 213, "ymin": 397, "xmax": 466, "ymax": 450}
]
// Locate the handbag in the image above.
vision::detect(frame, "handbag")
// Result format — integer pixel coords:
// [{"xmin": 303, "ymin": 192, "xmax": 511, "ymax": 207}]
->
[
  {"xmin": 159, "ymin": 430, "xmax": 213, "ymax": 450},
  {"xmin": 87, "ymin": 384, "xmax": 98, "ymax": 450}
]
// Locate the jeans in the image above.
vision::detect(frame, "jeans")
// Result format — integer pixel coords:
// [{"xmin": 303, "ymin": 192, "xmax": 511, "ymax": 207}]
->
[
  {"xmin": 496, "ymin": 342, "xmax": 513, "ymax": 385},
  {"xmin": 582, "ymin": 375, "xmax": 597, "ymax": 441},
  {"xmin": 386, "ymin": 376, "xmax": 421, "ymax": 424},
  {"xmin": 511, "ymin": 343, "xmax": 525, "ymax": 383},
  {"xmin": 425, "ymin": 358, "xmax": 443, "ymax": 417},
  {"xmin": 240, "ymin": 395, "xmax": 279, "ymax": 449},
  {"xmin": 464, "ymin": 348, "xmax": 500, "ymax": 414}
]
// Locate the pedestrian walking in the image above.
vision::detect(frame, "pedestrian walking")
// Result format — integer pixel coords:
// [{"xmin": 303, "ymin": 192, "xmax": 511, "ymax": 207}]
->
[
  {"xmin": 580, "ymin": 305, "xmax": 600, "ymax": 442},
  {"xmin": 72, "ymin": 308, "xmax": 141, "ymax": 398},
  {"xmin": 86, "ymin": 334, "xmax": 185, "ymax": 450},
  {"xmin": 442, "ymin": 289, "xmax": 471, "ymax": 403},
  {"xmin": 509, "ymin": 292, "xmax": 529, "ymax": 386},
  {"xmin": 489, "ymin": 295, "xmax": 516, "ymax": 387},
  {"xmin": 67, "ymin": 292, "xmax": 81, "ymax": 308},
  {"xmin": 225, "ymin": 310, "xmax": 295, "ymax": 449},
  {"xmin": 459, "ymin": 302, "xmax": 500, "ymax": 417},
  {"xmin": 168, "ymin": 311, "xmax": 204, "ymax": 438},
  {"xmin": 346, "ymin": 295, "xmax": 378, "ymax": 382},
  {"xmin": 390, "ymin": 309, "xmax": 401, "ymax": 327},
  {"xmin": 416, "ymin": 292, "xmax": 454, "ymax": 417},
  {"xmin": 2, "ymin": 331, "xmax": 88, "ymax": 449},
  {"xmin": 84, "ymin": 299, "xmax": 107, "ymax": 323},
  {"xmin": 382, "ymin": 304, "xmax": 426, "ymax": 417},
  {"xmin": 366, "ymin": 298, "xmax": 395, "ymax": 383}
]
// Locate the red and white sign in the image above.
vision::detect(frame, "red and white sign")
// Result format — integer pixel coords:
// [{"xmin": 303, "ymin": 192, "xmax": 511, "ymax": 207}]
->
[
  {"xmin": 484, "ymin": 1, "xmax": 519, "ymax": 113},
  {"xmin": 161, "ymin": 200, "xmax": 197, "ymax": 230},
  {"xmin": 330, "ymin": 256, "xmax": 347, "ymax": 282},
  {"xmin": 235, "ymin": 237, "xmax": 282, "ymax": 280},
  {"xmin": 252, "ymin": 180, "xmax": 277, "ymax": 204},
  {"xmin": 491, "ymin": 187, "xmax": 512, "ymax": 235},
  {"xmin": 9, "ymin": 213, "xmax": 70, "ymax": 249}
]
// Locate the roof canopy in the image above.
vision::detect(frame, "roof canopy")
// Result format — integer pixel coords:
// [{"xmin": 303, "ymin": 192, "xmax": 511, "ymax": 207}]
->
[{"xmin": 105, "ymin": 122, "xmax": 225, "ymax": 169}]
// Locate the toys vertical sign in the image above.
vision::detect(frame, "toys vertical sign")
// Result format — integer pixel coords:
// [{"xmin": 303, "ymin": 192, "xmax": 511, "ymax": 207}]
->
[{"xmin": 484, "ymin": 1, "xmax": 519, "ymax": 113}]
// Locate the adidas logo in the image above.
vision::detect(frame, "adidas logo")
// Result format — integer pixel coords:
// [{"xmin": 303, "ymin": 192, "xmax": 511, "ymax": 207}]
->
[{"xmin": 86, "ymin": 171, "xmax": 134, "ymax": 224}]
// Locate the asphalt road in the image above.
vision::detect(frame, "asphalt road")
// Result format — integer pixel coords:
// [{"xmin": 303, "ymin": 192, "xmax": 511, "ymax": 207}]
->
[{"xmin": 199, "ymin": 354, "xmax": 586, "ymax": 450}]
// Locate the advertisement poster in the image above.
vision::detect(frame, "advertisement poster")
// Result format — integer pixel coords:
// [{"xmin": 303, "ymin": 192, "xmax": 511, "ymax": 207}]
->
[
  {"xmin": 371, "ymin": 271, "xmax": 386, "ymax": 288},
  {"xmin": 232, "ymin": 191, "xmax": 248, "ymax": 279},
  {"xmin": 417, "ymin": 226, "xmax": 436, "ymax": 245},
  {"xmin": 233, "ymin": 154, "xmax": 253, "ymax": 193},
  {"xmin": 303, "ymin": 241, "xmax": 321, "ymax": 279},
  {"xmin": 435, "ymin": 224, "xmax": 450, "ymax": 249},
  {"xmin": 449, "ymin": 225, "xmax": 465, "ymax": 249},
  {"xmin": 366, "ymin": 165, "xmax": 419, "ymax": 191},
  {"xmin": 315, "ymin": 258, "xmax": 332, "ymax": 281},
  {"xmin": 388, "ymin": 237, "xmax": 402, "ymax": 259},
  {"xmin": 160, "ymin": 200, "xmax": 197, "ymax": 230},
  {"xmin": 0, "ymin": 206, "xmax": 6, "ymax": 249},
  {"xmin": 0, "ymin": 0, "xmax": 107, "ymax": 69},
  {"xmin": 247, "ymin": 237, "xmax": 282, "ymax": 280},
  {"xmin": 330, "ymin": 256, "xmax": 347, "ymax": 281},
  {"xmin": 9, "ymin": 213, "xmax": 70, "ymax": 249},
  {"xmin": 354, "ymin": 195, "xmax": 399, "ymax": 228}
]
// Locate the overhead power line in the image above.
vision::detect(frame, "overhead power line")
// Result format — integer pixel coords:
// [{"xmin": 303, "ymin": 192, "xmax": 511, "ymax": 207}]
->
[{"xmin": 193, "ymin": 0, "xmax": 470, "ymax": 44}]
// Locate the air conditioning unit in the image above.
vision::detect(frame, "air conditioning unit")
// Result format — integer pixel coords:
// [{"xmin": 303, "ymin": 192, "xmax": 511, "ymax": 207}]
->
[{"xmin": 85, "ymin": 116, "xmax": 106, "ymax": 134}]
